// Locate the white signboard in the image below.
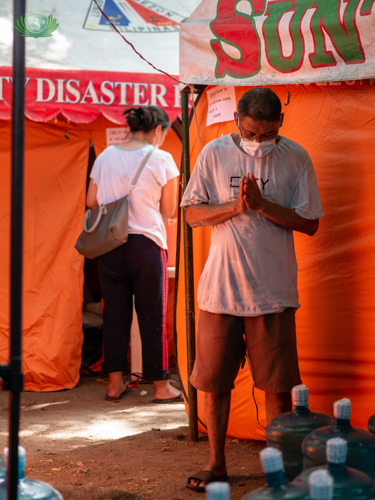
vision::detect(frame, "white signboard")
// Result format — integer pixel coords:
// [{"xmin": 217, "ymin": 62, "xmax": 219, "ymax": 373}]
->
[
  {"xmin": 180, "ymin": 0, "xmax": 375, "ymax": 87},
  {"xmin": 206, "ymin": 86, "xmax": 236, "ymax": 127},
  {"xmin": 106, "ymin": 127, "xmax": 130, "ymax": 146}
]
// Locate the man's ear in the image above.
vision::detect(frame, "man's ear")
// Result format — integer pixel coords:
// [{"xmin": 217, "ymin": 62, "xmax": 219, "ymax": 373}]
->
[
  {"xmin": 234, "ymin": 111, "xmax": 238, "ymax": 122},
  {"xmin": 279, "ymin": 112, "xmax": 284, "ymax": 128}
]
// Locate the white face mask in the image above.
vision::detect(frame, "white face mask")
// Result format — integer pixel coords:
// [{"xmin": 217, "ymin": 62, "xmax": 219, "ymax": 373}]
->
[
  {"xmin": 239, "ymin": 137, "xmax": 277, "ymax": 157},
  {"xmin": 236, "ymin": 116, "xmax": 279, "ymax": 157}
]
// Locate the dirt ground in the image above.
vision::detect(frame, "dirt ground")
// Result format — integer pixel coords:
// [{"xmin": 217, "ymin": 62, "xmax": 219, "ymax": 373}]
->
[{"xmin": 0, "ymin": 373, "xmax": 266, "ymax": 500}]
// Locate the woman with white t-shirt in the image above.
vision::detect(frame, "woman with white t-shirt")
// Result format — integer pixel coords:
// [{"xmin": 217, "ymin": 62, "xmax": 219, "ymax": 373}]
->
[{"xmin": 86, "ymin": 106, "xmax": 181, "ymax": 402}]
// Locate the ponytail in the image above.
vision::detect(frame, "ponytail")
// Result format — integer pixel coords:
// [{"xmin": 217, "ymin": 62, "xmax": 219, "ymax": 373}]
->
[{"xmin": 123, "ymin": 105, "xmax": 170, "ymax": 133}]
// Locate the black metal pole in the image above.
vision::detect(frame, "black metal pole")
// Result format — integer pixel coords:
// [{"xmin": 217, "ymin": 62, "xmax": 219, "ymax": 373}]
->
[
  {"xmin": 8, "ymin": 0, "xmax": 26, "ymax": 498},
  {"xmin": 181, "ymin": 90, "xmax": 198, "ymax": 442}
]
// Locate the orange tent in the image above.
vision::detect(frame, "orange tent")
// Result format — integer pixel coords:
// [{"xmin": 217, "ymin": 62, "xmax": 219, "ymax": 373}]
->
[
  {"xmin": 0, "ymin": 114, "xmax": 181, "ymax": 391},
  {"xmin": 176, "ymin": 0, "xmax": 375, "ymax": 440},
  {"xmin": 0, "ymin": 0, "xmax": 207, "ymax": 391}
]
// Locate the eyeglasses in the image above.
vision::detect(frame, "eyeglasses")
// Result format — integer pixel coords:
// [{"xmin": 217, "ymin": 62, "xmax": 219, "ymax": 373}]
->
[
  {"xmin": 235, "ymin": 115, "xmax": 280, "ymax": 142},
  {"xmin": 240, "ymin": 134, "xmax": 277, "ymax": 143}
]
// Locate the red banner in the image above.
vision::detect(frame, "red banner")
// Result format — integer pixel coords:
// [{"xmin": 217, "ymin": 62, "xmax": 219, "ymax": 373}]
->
[{"xmin": 0, "ymin": 67, "xmax": 181, "ymax": 124}]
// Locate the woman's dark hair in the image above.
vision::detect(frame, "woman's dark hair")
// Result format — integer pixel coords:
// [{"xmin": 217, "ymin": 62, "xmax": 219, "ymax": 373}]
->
[
  {"xmin": 238, "ymin": 88, "xmax": 281, "ymax": 122},
  {"xmin": 123, "ymin": 105, "xmax": 171, "ymax": 133}
]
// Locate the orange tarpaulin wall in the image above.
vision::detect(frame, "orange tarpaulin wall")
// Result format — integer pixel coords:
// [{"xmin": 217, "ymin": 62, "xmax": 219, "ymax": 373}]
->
[
  {"xmin": 176, "ymin": 83, "xmax": 375, "ymax": 440},
  {"xmin": 0, "ymin": 115, "xmax": 181, "ymax": 391}
]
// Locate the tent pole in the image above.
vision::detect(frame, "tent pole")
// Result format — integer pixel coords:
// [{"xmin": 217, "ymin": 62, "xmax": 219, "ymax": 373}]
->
[
  {"xmin": 8, "ymin": 1, "xmax": 25, "ymax": 498},
  {"xmin": 181, "ymin": 90, "xmax": 198, "ymax": 442}
]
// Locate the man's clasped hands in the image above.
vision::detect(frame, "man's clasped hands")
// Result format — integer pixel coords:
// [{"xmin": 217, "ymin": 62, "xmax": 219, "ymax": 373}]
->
[{"xmin": 236, "ymin": 173, "xmax": 269, "ymax": 214}]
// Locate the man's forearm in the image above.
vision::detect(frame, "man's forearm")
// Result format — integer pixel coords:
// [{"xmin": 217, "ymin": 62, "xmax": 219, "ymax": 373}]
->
[
  {"xmin": 258, "ymin": 200, "xmax": 319, "ymax": 236},
  {"xmin": 185, "ymin": 202, "xmax": 240, "ymax": 228}
]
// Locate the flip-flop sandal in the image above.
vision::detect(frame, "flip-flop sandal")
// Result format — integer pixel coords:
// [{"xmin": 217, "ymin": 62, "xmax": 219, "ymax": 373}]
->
[
  {"xmin": 152, "ymin": 391, "xmax": 183, "ymax": 404},
  {"xmin": 186, "ymin": 470, "xmax": 229, "ymax": 492},
  {"xmin": 105, "ymin": 385, "xmax": 130, "ymax": 401}
]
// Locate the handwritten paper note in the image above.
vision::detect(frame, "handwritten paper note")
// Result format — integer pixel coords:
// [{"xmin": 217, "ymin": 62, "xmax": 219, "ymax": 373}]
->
[
  {"xmin": 106, "ymin": 127, "xmax": 130, "ymax": 146},
  {"xmin": 206, "ymin": 86, "xmax": 236, "ymax": 127}
]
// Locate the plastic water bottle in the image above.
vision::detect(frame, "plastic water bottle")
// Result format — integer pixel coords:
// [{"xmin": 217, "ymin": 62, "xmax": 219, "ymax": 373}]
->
[
  {"xmin": 240, "ymin": 448, "xmax": 309, "ymax": 499},
  {"xmin": 206, "ymin": 481, "xmax": 230, "ymax": 500},
  {"xmin": 265, "ymin": 385, "xmax": 332, "ymax": 480},
  {"xmin": 309, "ymin": 470, "xmax": 334, "ymax": 500},
  {"xmin": 302, "ymin": 399, "xmax": 375, "ymax": 480},
  {"xmin": 0, "ymin": 446, "xmax": 63, "ymax": 499},
  {"xmin": 368, "ymin": 414, "xmax": 375, "ymax": 435},
  {"xmin": 0, "ymin": 456, "xmax": 4, "ymax": 480},
  {"xmin": 293, "ymin": 437, "xmax": 375, "ymax": 499}
]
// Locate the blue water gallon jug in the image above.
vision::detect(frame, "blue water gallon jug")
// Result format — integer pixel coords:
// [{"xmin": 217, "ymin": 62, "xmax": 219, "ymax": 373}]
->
[
  {"xmin": 205, "ymin": 481, "xmax": 230, "ymax": 500},
  {"xmin": 0, "ymin": 456, "xmax": 4, "ymax": 480},
  {"xmin": 302, "ymin": 399, "xmax": 375, "ymax": 481},
  {"xmin": 240, "ymin": 448, "xmax": 309, "ymax": 499},
  {"xmin": 0, "ymin": 446, "xmax": 63, "ymax": 500},
  {"xmin": 368, "ymin": 414, "xmax": 375, "ymax": 435},
  {"xmin": 265, "ymin": 385, "xmax": 332, "ymax": 480},
  {"xmin": 308, "ymin": 470, "xmax": 334, "ymax": 500},
  {"xmin": 294, "ymin": 437, "xmax": 375, "ymax": 499}
]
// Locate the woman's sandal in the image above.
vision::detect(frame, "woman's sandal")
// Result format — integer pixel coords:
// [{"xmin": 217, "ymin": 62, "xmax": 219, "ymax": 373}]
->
[
  {"xmin": 186, "ymin": 470, "xmax": 229, "ymax": 492},
  {"xmin": 105, "ymin": 384, "xmax": 130, "ymax": 401}
]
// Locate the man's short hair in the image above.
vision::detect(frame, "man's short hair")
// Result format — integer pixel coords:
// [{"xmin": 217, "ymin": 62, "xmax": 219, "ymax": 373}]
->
[{"xmin": 238, "ymin": 88, "xmax": 281, "ymax": 122}]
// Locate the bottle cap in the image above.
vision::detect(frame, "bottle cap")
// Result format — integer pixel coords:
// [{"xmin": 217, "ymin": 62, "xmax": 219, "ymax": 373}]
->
[
  {"xmin": 292, "ymin": 385, "xmax": 309, "ymax": 407},
  {"xmin": 309, "ymin": 469, "xmax": 334, "ymax": 499},
  {"xmin": 205, "ymin": 481, "xmax": 230, "ymax": 500},
  {"xmin": 259, "ymin": 447, "xmax": 284, "ymax": 474},
  {"xmin": 327, "ymin": 437, "xmax": 347, "ymax": 464},
  {"xmin": 333, "ymin": 398, "xmax": 351, "ymax": 420}
]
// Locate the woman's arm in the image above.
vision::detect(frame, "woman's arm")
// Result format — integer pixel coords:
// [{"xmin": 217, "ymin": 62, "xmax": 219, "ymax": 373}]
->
[
  {"xmin": 86, "ymin": 178, "xmax": 99, "ymax": 210},
  {"xmin": 160, "ymin": 177, "xmax": 178, "ymax": 223}
]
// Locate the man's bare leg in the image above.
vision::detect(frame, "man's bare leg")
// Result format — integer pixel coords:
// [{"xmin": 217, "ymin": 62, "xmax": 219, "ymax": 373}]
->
[
  {"xmin": 189, "ymin": 391, "xmax": 231, "ymax": 488},
  {"xmin": 265, "ymin": 391, "xmax": 292, "ymax": 423}
]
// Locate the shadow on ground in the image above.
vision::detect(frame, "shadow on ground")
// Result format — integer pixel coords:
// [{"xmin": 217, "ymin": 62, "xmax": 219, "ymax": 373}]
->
[{"xmin": 0, "ymin": 376, "xmax": 265, "ymax": 499}]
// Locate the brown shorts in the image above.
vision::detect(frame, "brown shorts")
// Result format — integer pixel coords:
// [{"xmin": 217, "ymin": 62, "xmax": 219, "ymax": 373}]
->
[{"xmin": 190, "ymin": 308, "xmax": 302, "ymax": 394}]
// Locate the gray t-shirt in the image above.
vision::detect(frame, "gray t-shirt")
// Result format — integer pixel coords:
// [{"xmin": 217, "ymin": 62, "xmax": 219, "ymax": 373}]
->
[{"xmin": 181, "ymin": 134, "xmax": 324, "ymax": 316}]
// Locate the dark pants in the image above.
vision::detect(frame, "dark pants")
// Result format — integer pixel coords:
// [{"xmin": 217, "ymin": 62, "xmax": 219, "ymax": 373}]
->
[{"xmin": 98, "ymin": 234, "xmax": 170, "ymax": 381}]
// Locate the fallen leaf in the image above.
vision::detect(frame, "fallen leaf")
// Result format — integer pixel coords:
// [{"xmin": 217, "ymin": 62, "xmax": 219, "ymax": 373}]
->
[
  {"xmin": 161, "ymin": 447, "xmax": 170, "ymax": 452},
  {"xmin": 51, "ymin": 468, "xmax": 61, "ymax": 471}
]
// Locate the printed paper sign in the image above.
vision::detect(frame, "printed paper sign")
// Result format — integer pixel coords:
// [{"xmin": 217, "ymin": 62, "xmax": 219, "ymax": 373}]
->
[
  {"xmin": 206, "ymin": 86, "xmax": 236, "ymax": 127},
  {"xmin": 106, "ymin": 127, "xmax": 130, "ymax": 146}
]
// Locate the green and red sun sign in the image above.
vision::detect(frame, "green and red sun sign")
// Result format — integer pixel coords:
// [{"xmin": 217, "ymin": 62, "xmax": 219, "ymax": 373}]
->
[{"xmin": 181, "ymin": 0, "xmax": 375, "ymax": 85}]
